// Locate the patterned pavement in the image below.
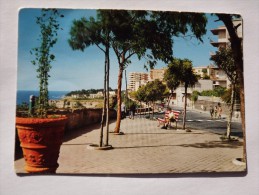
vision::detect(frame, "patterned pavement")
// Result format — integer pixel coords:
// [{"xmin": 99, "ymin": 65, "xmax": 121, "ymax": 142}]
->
[{"xmin": 14, "ymin": 117, "xmax": 246, "ymax": 174}]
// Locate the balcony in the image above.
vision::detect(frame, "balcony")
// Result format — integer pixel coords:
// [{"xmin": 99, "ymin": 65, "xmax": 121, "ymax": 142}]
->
[{"xmin": 210, "ymin": 41, "xmax": 227, "ymax": 48}]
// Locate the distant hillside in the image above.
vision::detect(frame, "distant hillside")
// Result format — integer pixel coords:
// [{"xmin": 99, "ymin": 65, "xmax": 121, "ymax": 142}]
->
[{"xmin": 66, "ymin": 88, "xmax": 114, "ymax": 96}]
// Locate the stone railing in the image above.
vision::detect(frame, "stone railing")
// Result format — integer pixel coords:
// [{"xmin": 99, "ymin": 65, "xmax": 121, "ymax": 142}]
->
[{"xmin": 48, "ymin": 108, "xmax": 117, "ymax": 133}]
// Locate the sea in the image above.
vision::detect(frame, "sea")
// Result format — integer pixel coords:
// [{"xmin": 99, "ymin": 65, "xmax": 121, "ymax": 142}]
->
[{"xmin": 16, "ymin": 90, "xmax": 70, "ymax": 105}]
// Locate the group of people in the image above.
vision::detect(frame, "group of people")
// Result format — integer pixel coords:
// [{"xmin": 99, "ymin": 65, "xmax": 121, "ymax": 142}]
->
[
  {"xmin": 209, "ymin": 103, "xmax": 222, "ymax": 119},
  {"xmin": 121, "ymin": 102, "xmax": 136, "ymax": 120}
]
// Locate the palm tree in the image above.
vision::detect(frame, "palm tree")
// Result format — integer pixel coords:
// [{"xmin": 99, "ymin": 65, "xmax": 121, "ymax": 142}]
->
[
  {"xmin": 166, "ymin": 59, "xmax": 198, "ymax": 130},
  {"xmin": 164, "ymin": 68, "xmax": 180, "ymax": 107}
]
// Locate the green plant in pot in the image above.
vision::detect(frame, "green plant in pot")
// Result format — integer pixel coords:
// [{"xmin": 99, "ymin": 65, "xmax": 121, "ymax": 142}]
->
[{"xmin": 16, "ymin": 9, "xmax": 67, "ymax": 174}]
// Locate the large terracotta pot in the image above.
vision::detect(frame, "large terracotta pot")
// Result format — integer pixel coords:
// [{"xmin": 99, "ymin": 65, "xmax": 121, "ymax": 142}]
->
[{"xmin": 16, "ymin": 116, "xmax": 68, "ymax": 173}]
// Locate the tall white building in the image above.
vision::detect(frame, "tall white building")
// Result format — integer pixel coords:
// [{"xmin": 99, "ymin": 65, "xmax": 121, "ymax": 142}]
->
[
  {"xmin": 210, "ymin": 18, "xmax": 242, "ymax": 89},
  {"xmin": 210, "ymin": 19, "xmax": 242, "ymax": 49},
  {"xmin": 149, "ymin": 68, "xmax": 166, "ymax": 82},
  {"xmin": 193, "ymin": 65, "xmax": 230, "ymax": 88},
  {"xmin": 128, "ymin": 72, "xmax": 149, "ymax": 92}
]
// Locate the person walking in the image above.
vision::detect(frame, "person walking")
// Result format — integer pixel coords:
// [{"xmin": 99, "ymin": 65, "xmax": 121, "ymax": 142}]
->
[
  {"xmin": 121, "ymin": 102, "xmax": 126, "ymax": 119},
  {"xmin": 129, "ymin": 103, "xmax": 136, "ymax": 119},
  {"xmin": 214, "ymin": 105, "xmax": 218, "ymax": 119},
  {"xmin": 217, "ymin": 103, "xmax": 222, "ymax": 119},
  {"xmin": 209, "ymin": 105, "xmax": 214, "ymax": 119}
]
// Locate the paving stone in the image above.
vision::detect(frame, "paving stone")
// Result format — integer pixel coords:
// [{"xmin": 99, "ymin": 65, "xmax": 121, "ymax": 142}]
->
[{"xmin": 14, "ymin": 117, "xmax": 246, "ymax": 174}]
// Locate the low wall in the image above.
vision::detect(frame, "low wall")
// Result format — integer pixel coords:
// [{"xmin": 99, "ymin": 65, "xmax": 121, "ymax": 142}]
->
[
  {"xmin": 15, "ymin": 108, "xmax": 117, "ymax": 159},
  {"xmin": 49, "ymin": 108, "xmax": 117, "ymax": 133}
]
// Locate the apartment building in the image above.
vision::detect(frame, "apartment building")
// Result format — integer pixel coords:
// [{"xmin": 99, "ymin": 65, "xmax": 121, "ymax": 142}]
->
[
  {"xmin": 193, "ymin": 65, "xmax": 230, "ymax": 88},
  {"xmin": 149, "ymin": 68, "xmax": 166, "ymax": 82},
  {"xmin": 210, "ymin": 18, "xmax": 242, "ymax": 88},
  {"xmin": 193, "ymin": 65, "xmax": 213, "ymax": 79},
  {"xmin": 128, "ymin": 72, "xmax": 149, "ymax": 91},
  {"xmin": 170, "ymin": 79, "xmax": 214, "ymax": 107},
  {"xmin": 210, "ymin": 19, "xmax": 242, "ymax": 49}
]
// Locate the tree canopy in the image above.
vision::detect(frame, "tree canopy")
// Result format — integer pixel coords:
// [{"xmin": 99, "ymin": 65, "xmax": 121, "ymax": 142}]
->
[
  {"xmin": 165, "ymin": 58, "xmax": 198, "ymax": 130},
  {"xmin": 210, "ymin": 46, "xmax": 238, "ymax": 84},
  {"xmin": 166, "ymin": 58, "xmax": 198, "ymax": 88},
  {"xmin": 68, "ymin": 10, "xmax": 208, "ymax": 133}
]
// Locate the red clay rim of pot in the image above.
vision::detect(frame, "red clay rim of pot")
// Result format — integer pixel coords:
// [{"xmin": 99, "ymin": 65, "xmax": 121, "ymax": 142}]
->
[{"xmin": 16, "ymin": 115, "xmax": 68, "ymax": 125}]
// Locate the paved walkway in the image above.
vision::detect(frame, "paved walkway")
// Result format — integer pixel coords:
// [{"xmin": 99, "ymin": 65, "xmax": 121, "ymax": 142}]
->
[{"xmin": 15, "ymin": 117, "xmax": 246, "ymax": 174}]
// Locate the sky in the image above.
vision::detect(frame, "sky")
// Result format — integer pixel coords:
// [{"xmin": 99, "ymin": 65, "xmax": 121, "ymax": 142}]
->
[{"xmin": 17, "ymin": 8, "xmax": 224, "ymax": 91}]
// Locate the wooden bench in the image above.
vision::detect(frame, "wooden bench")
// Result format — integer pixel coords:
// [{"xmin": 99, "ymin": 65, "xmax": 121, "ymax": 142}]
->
[{"xmin": 157, "ymin": 110, "xmax": 181, "ymax": 129}]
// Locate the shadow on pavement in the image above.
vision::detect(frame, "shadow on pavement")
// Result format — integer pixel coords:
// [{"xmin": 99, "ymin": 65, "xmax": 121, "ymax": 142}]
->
[
  {"xmin": 63, "ymin": 119, "xmax": 116, "ymax": 142},
  {"xmin": 114, "ymin": 144, "xmax": 179, "ymax": 149},
  {"xmin": 113, "ymin": 139, "xmax": 242, "ymax": 150},
  {"xmin": 179, "ymin": 140, "xmax": 243, "ymax": 149},
  {"xmin": 125, "ymin": 132, "xmax": 204, "ymax": 135}
]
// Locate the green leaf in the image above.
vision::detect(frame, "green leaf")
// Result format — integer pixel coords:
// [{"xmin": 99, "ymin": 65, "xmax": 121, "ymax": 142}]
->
[{"xmin": 50, "ymin": 54, "xmax": 55, "ymax": 60}]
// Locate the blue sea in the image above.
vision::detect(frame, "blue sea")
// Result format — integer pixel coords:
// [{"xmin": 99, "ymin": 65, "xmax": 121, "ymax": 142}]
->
[{"xmin": 16, "ymin": 90, "xmax": 69, "ymax": 105}]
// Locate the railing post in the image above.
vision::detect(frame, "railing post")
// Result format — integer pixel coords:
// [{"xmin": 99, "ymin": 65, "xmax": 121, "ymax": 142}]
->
[{"xmin": 29, "ymin": 95, "xmax": 35, "ymax": 115}]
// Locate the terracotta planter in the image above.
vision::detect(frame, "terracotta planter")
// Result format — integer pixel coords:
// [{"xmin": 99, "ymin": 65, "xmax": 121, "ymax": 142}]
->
[{"xmin": 16, "ymin": 116, "xmax": 67, "ymax": 173}]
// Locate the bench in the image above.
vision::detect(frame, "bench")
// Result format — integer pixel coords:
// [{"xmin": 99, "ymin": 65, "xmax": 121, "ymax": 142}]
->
[{"xmin": 157, "ymin": 110, "xmax": 181, "ymax": 129}]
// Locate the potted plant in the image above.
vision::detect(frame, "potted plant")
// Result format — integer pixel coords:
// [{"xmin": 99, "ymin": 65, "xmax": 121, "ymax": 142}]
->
[{"xmin": 16, "ymin": 9, "xmax": 67, "ymax": 173}]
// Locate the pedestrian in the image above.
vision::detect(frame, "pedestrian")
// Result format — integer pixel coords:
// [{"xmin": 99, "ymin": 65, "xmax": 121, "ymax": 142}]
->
[
  {"xmin": 217, "ymin": 104, "xmax": 222, "ymax": 119},
  {"xmin": 129, "ymin": 103, "xmax": 136, "ymax": 119},
  {"xmin": 209, "ymin": 105, "xmax": 214, "ymax": 119},
  {"xmin": 214, "ymin": 105, "xmax": 218, "ymax": 118},
  {"xmin": 121, "ymin": 102, "xmax": 126, "ymax": 119}
]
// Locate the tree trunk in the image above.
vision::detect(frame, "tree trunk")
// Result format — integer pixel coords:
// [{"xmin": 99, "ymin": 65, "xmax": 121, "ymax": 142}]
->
[
  {"xmin": 239, "ymin": 74, "xmax": 246, "ymax": 162},
  {"xmin": 114, "ymin": 62, "xmax": 124, "ymax": 133},
  {"xmin": 217, "ymin": 14, "xmax": 246, "ymax": 162},
  {"xmin": 152, "ymin": 101, "xmax": 155, "ymax": 119},
  {"xmin": 226, "ymin": 84, "xmax": 235, "ymax": 139},
  {"xmin": 100, "ymin": 51, "xmax": 107, "ymax": 147},
  {"xmin": 148, "ymin": 102, "xmax": 151, "ymax": 118},
  {"xmin": 183, "ymin": 85, "xmax": 187, "ymax": 130},
  {"xmin": 124, "ymin": 69, "xmax": 128, "ymax": 118},
  {"xmin": 105, "ymin": 45, "xmax": 110, "ymax": 146}
]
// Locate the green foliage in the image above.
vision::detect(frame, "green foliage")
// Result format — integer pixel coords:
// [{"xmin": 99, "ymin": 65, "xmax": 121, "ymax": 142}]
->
[
  {"xmin": 202, "ymin": 74, "xmax": 210, "ymax": 79},
  {"xmin": 221, "ymin": 85, "xmax": 240, "ymax": 104},
  {"xmin": 69, "ymin": 16, "xmax": 106, "ymax": 52},
  {"xmin": 16, "ymin": 102, "xmax": 29, "ymax": 111},
  {"xmin": 135, "ymin": 85, "xmax": 147, "ymax": 103},
  {"xmin": 164, "ymin": 66, "xmax": 180, "ymax": 92},
  {"xmin": 73, "ymin": 10, "xmax": 207, "ymax": 71},
  {"xmin": 135, "ymin": 80, "xmax": 167, "ymax": 103},
  {"xmin": 191, "ymin": 90, "xmax": 200, "ymax": 102},
  {"xmin": 202, "ymin": 68, "xmax": 207, "ymax": 74},
  {"xmin": 145, "ymin": 80, "xmax": 167, "ymax": 102},
  {"xmin": 200, "ymin": 86, "xmax": 226, "ymax": 97},
  {"xmin": 74, "ymin": 101, "xmax": 84, "ymax": 108},
  {"xmin": 30, "ymin": 9, "xmax": 63, "ymax": 118},
  {"xmin": 151, "ymin": 12, "xmax": 207, "ymax": 43},
  {"xmin": 210, "ymin": 46, "xmax": 238, "ymax": 83},
  {"xmin": 166, "ymin": 58, "xmax": 198, "ymax": 89},
  {"xmin": 66, "ymin": 88, "xmax": 114, "ymax": 97},
  {"xmin": 124, "ymin": 98, "xmax": 137, "ymax": 110},
  {"xmin": 214, "ymin": 86, "xmax": 226, "ymax": 97}
]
